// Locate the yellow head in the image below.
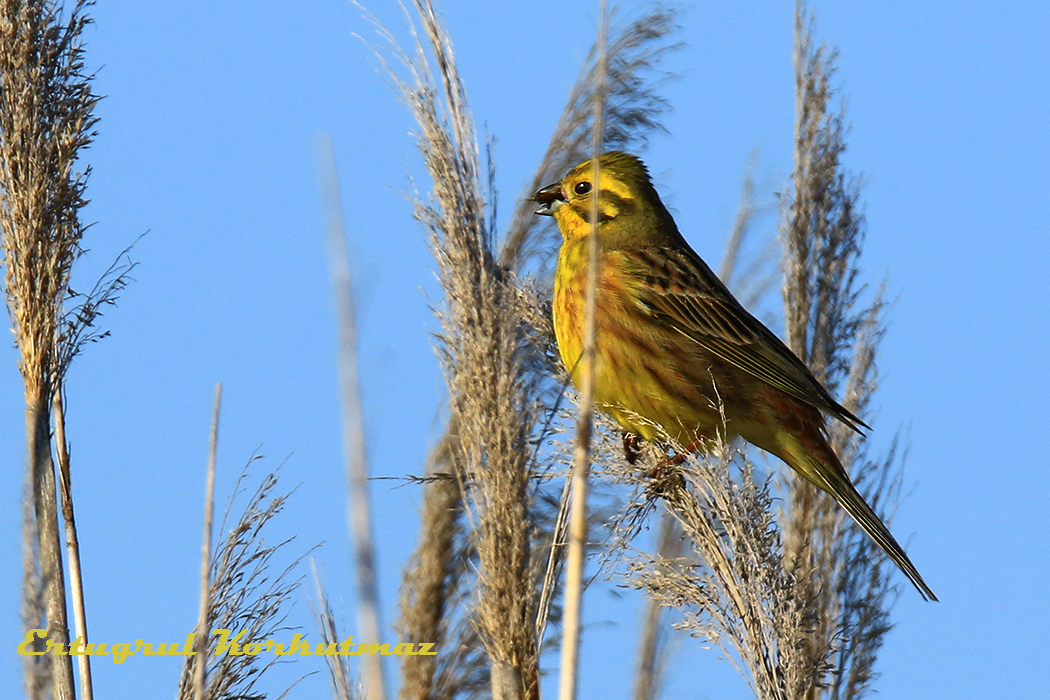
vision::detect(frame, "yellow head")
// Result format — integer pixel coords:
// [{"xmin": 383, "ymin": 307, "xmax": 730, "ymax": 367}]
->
[{"xmin": 533, "ymin": 151, "xmax": 674, "ymax": 242}]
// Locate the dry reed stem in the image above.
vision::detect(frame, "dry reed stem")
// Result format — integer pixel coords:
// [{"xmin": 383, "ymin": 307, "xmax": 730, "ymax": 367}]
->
[
  {"xmin": 21, "ymin": 478, "xmax": 49, "ymax": 700},
  {"xmin": 52, "ymin": 389, "xmax": 92, "ymax": 700},
  {"xmin": 51, "ymin": 242, "xmax": 136, "ymax": 700},
  {"xmin": 25, "ymin": 391, "xmax": 73, "ymax": 699},
  {"xmin": 318, "ymin": 133, "xmax": 387, "ymax": 700},
  {"xmin": 372, "ymin": 7, "xmax": 679, "ymax": 695},
  {"xmin": 557, "ymin": 6, "xmax": 608, "ymax": 700},
  {"xmin": 515, "ymin": 13, "xmax": 680, "ymax": 673},
  {"xmin": 534, "ymin": 463, "xmax": 572, "ymax": 649},
  {"xmin": 779, "ymin": 2, "xmax": 902, "ymax": 695},
  {"xmin": 193, "ymin": 383, "xmax": 222, "ymax": 700},
  {"xmin": 369, "ymin": 1, "xmax": 541, "ymax": 695},
  {"xmin": 782, "ymin": 0, "xmax": 852, "ymax": 645}
]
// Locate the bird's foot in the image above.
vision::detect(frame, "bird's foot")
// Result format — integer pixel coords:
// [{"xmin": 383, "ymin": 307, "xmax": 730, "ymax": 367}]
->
[
  {"xmin": 647, "ymin": 454, "xmax": 684, "ymax": 484},
  {"xmin": 647, "ymin": 436, "xmax": 704, "ymax": 479},
  {"xmin": 652, "ymin": 437, "xmax": 703, "ymax": 470},
  {"xmin": 622, "ymin": 431, "xmax": 641, "ymax": 464}
]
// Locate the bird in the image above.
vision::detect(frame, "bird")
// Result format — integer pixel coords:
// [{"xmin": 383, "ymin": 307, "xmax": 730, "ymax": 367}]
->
[{"xmin": 534, "ymin": 151, "xmax": 937, "ymax": 601}]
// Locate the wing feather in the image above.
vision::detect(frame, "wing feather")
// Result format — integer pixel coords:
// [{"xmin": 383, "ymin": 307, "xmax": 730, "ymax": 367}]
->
[{"xmin": 628, "ymin": 246, "xmax": 868, "ymax": 433}]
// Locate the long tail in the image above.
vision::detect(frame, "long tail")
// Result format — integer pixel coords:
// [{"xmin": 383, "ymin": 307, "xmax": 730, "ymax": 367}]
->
[{"xmin": 795, "ymin": 448, "xmax": 938, "ymax": 602}]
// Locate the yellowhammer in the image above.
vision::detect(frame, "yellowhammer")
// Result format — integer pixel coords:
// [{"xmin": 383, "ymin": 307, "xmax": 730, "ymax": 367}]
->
[{"xmin": 535, "ymin": 151, "xmax": 936, "ymax": 601}]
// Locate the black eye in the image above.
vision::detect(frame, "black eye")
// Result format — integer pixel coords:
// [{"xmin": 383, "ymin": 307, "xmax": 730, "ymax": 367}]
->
[{"xmin": 574, "ymin": 181, "xmax": 592, "ymax": 196}]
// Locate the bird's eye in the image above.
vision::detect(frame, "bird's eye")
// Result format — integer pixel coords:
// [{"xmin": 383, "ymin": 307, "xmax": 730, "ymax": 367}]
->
[{"xmin": 574, "ymin": 181, "xmax": 592, "ymax": 196}]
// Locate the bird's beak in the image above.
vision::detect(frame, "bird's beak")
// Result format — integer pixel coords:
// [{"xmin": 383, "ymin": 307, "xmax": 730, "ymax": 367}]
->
[{"xmin": 533, "ymin": 182, "xmax": 566, "ymax": 216}]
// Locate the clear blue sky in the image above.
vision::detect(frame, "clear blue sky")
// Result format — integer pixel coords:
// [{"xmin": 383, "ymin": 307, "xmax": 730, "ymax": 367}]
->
[{"xmin": 2, "ymin": 1, "xmax": 1048, "ymax": 698}]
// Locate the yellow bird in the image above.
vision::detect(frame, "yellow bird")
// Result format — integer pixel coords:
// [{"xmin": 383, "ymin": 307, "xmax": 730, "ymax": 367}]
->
[{"xmin": 535, "ymin": 151, "xmax": 936, "ymax": 601}]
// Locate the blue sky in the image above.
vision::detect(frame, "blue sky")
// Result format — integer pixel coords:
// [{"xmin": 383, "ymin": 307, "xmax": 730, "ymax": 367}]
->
[{"xmin": 2, "ymin": 1, "xmax": 1048, "ymax": 698}]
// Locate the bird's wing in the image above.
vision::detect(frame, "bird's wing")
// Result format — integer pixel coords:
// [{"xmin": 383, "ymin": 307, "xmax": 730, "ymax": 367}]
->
[{"xmin": 628, "ymin": 246, "xmax": 868, "ymax": 433}]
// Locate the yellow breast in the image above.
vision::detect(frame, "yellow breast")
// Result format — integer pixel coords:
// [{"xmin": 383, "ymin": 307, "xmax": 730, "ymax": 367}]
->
[{"xmin": 553, "ymin": 240, "xmax": 722, "ymax": 445}]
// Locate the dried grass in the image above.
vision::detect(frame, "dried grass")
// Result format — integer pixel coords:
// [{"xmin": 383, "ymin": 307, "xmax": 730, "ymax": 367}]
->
[
  {"xmin": 721, "ymin": 152, "xmax": 780, "ymax": 312},
  {"xmin": 315, "ymin": 569, "xmax": 357, "ymax": 700},
  {"xmin": 631, "ymin": 507, "xmax": 681, "ymax": 700},
  {"xmin": 177, "ymin": 460, "xmax": 310, "ymax": 700},
  {"xmin": 778, "ymin": 2, "xmax": 904, "ymax": 695},
  {"xmin": 556, "ymin": 6, "xmax": 608, "ymax": 696},
  {"xmin": 0, "ymin": 2, "xmax": 100, "ymax": 697},
  {"xmin": 366, "ymin": 2, "xmax": 541, "ymax": 697},
  {"xmin": 619, "ymin": 437, "xmax": 825, "ymax": 700},
  {"xmin": 396, "ymin": 430, "xmax": 488, "ymax": 700}
]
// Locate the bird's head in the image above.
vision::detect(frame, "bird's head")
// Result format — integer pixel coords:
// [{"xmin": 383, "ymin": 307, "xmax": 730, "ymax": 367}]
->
[{"xmin": 534, "ymin": 152, "xmax": 664, "ymax": 241}]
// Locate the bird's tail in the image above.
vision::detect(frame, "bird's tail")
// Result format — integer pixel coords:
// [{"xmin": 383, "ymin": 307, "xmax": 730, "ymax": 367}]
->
[{"xmin": 789, "ymin": 443, "xmax": 938, "ymax": 602}]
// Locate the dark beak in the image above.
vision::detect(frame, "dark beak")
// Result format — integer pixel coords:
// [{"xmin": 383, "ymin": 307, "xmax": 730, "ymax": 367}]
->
[{"xmin": 533, "ymin": 182, "xmax": 566, "ymax": 216}]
